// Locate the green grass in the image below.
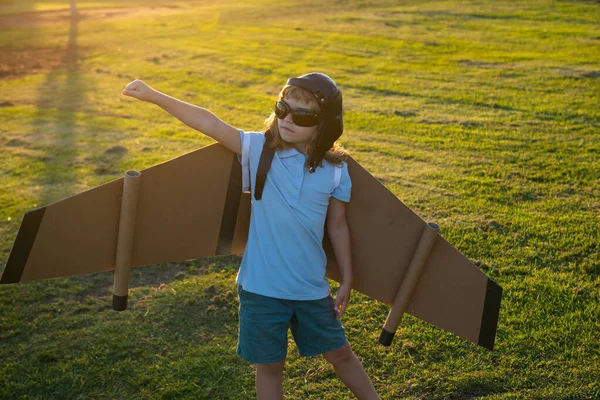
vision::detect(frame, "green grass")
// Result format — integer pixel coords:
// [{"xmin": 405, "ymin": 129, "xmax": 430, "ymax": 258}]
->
[{"xmin": 1, "ymin": 0, "xmax": 599, "ymax": 398}]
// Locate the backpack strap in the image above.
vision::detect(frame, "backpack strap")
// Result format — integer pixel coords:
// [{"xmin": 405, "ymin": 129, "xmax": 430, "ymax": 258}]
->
[
  {"xmin": 254, "ymin": 130, "xmax": 275, "ymax": 200},
  {"xmin": 254, "ymin": 131, "xmax": 342, "ymax": 199}
]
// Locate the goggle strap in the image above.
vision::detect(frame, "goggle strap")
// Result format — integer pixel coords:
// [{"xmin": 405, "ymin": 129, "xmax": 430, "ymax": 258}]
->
[{"xmin": 286, "ymin": 78, "xmax": 326, "ymax": 104}]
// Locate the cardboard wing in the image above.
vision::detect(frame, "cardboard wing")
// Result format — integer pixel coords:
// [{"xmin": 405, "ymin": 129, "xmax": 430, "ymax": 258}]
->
[
  {"xmin": 1, "ymin": 143, "xmax": 501, "ymax": 350},
  {"xmin": 324, "ymin": 159, "xmax": 502, "ymax": 350}
]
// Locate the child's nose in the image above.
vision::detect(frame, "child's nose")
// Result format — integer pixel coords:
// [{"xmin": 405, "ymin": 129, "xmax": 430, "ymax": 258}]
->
[{"xmin": 284, "ymin": 112, "xmax": 294, "ymax": 124}]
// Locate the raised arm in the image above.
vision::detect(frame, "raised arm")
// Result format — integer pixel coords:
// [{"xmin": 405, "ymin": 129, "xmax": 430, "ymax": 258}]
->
[{"xmin": 122, "ymin": 80, "xmax": 241, "ymax": 154}]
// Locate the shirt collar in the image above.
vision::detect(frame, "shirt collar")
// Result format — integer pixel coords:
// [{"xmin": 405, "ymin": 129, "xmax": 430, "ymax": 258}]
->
[{"xmin": 278, "ymin": 146, "xmax": 306, "ymax": 159}]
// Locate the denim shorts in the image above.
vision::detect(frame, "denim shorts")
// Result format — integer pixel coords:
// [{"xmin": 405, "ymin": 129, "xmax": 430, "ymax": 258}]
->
[{"xmin": 237, "ymin": 286, "xmax": 347, "ymax": 364}]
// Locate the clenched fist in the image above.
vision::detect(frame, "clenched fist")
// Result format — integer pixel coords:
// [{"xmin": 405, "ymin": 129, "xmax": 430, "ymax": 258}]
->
[{"xmin": 121, "ymin": 79, "xmax": 156, "ymax": 102}]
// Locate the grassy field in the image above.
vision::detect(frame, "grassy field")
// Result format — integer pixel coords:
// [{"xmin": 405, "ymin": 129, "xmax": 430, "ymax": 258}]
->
[{"xmin": 0, "ymin": 0, "xmax": 599, "ymax": 398}]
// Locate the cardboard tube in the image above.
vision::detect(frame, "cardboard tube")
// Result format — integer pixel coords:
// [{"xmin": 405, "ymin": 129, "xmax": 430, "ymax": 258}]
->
[
  {"xmin": 379, "ymin": 222, "xmax": 440, "ymax": 346},
  {"xmin": 112, "ymin": 170, "xmax": 141, "ymax": 311}
]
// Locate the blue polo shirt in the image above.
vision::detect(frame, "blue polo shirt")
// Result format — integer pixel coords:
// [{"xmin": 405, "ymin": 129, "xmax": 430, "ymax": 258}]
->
[{"xmin": 236, "ymin": 131, "xmax": 352, "ymax": 300}]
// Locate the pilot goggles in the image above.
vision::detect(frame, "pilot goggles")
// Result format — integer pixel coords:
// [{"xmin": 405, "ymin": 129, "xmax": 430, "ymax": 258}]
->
[{"xmin": 274, "ymin": 100, "xmax": 319, "ymax": 127}]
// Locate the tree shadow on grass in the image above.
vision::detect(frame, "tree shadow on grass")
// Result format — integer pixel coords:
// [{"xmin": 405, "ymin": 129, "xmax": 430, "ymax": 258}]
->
[{"xmin": 30, "ymin": 12, "xmax": 87, "ymax": 206}]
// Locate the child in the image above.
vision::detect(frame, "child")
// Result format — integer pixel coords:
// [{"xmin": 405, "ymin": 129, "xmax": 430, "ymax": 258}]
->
[{"xmin": 121, "ymin": 73, "xmax": 380, "ymax": 400}]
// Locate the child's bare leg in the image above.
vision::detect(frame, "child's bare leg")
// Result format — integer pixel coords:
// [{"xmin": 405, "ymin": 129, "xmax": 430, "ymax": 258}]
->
[
  {"xmin": 323, "ymin": 342, "xmax": 380, "ymax": 400},
  {"xmin": 256, "ymin": 359, "xmax": 285, "ymax": 400}
]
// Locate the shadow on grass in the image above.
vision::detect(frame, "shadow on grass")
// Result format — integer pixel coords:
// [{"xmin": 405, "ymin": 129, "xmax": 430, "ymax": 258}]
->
[
  {"xmin": 31, "ymin": 12, "xmax": 87, "ymax": 206},
  {"xmin": 0, "ymin": 256, "xmax": 251, "ymax": 399}
]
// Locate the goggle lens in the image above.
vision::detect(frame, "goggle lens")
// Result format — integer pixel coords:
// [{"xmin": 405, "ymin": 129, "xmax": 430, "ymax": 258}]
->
[{"xmin": 274, "ymin": 100, "xmax": 319, "ymax": 127}]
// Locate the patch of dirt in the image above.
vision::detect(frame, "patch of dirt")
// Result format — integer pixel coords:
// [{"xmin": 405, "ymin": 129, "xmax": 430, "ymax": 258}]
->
[
  {"xmin": 557, "ymin": 67, "xmax": 600, "ymax": 80},
  {"xmin": 105, "ymin": 145, "xmax": 128, "ymax": 155},
  {"xmin": 458, "ymin": 59, "xmax": 510, "ymax": 69},
  {"xmin": 418, "ymin": 118, "xmax": 482, "ymax": 127},
  {"xmin": 0, "ymin": 5, "xmax": 183, "ymax": 29},
  {"xmin": 6, "ymin": 138, "xmax": 29, "ymax": 147},
  {"xmin": 0, "ymin": 47, "xmax": 73, "ymax": 80},
  {"xmin": 0, "ymin": 5, "xmax": 182, "ymax": 80},
  {"xmin": 94, "ymin": 164, "xmax": 117, "ymax": 175}
]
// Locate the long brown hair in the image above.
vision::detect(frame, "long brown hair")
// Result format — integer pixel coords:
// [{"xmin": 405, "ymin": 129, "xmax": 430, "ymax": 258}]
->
[{"xmin": 264, "ymin": 85, "xmax": 348, "ymax": 168}]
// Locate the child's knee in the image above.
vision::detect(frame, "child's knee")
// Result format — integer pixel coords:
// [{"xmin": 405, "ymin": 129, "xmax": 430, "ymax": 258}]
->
[
  {"xmin": 256, "ymin": 359, "xmax": 286, "ymax": 376},
  {"xmin": 322, "ymin": 342, "xmax": 354, "ymax": 366}
]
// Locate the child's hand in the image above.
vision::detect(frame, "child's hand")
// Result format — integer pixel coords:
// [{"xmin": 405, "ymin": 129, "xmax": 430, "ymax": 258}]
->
[
  {"xmin": 121, "ymin": 79, "xmax": 156, "ymax": 102},
  {"xmin": 334, "ymin": 283, "xmax": 351, "ymax": 320}
]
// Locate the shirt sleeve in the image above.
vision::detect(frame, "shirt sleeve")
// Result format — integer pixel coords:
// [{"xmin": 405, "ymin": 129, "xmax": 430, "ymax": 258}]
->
[
  {"xmin": 332, "ymin": 161, "xmax": 352, "ymax": 202},
  {"xmin": 236, "ymin": 130, "xmax": 244, "ymax": 163},
  {"xmin": 238, "ymin": 130, "xmax": 251, "ymax": 193}
]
